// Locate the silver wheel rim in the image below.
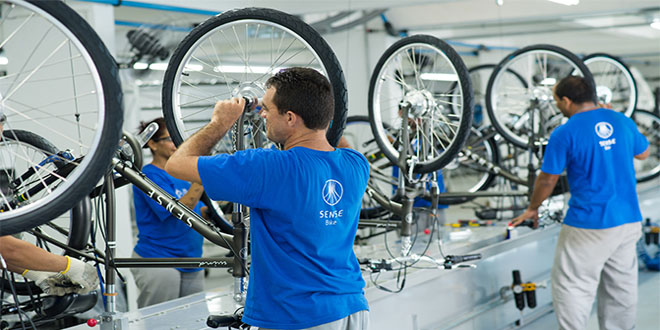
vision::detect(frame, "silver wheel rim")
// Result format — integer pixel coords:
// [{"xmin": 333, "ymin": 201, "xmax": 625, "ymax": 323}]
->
[
  {"xmin": 372, "ymin": 42, "xmax": 467, "ymax": 168},
  {"xmin": 489, "ymin": 49, "xmax": 587, "ymax": 147},
  {"xmin": 0, "ymin": 1, "xmax": 106, "ymax": 219},
  {"xmin": 583, "ymin": 55, "xmax": 636, "ymax": 117},
  {"xmin": 169, "ymin": 18, "xmax": 330, "ymax": 154}
]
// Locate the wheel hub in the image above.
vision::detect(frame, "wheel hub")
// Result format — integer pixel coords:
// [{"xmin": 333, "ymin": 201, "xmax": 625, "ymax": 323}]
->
[
  {"xmin": 232, "ymin": 82, "xmax": 266, "ymax": 103},
  {"xmin": 403, "ymin": 89, "xmax": 436, "ymax": 117},
  {"xmin": 531, "ymin": 87, "xmax": 553, "ymax": 103}
]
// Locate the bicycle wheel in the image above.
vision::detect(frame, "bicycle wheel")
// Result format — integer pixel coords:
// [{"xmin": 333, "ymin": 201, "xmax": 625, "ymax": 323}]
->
[
  {"xmin": 583, "ymin": 53, "xmax": 637, "ymax": 117},
  {"xmin": 486, "ymin": 44, "xmax": 595, "ymax": 148},
  {"xmin": 0, "ymin": 1, "xmax": 123, "ymax": 235},
  {"xmin": 369, "ymin": 35, "xmax": 473, "ymax": 174},
  {"xmin": 344, "ymin": 115, "xmax": 396, "ymax": 219},
  {"xmin": 632, "ymin": 110, "xmax": 660, "ymax": 183},
  {"xmin": 162, "ymin": 7, "xmax": 348, "ymax": 150},
  {"xmin": 1, "ymin": 129, "xmax": 92, "ymax": 295}
]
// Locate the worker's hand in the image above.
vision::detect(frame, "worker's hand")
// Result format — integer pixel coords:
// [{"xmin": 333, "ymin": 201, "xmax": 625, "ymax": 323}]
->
[
  {"xmin": 60, "ymin": 257, "xmax": 99, "ymax": 295},
  {"xmin": 210, "ymin": 97, "xmax": 246, "ymax": 128},
  {"xmin": 510, "ymin": 208, "xmax": 539, "ymax": 228},
  {"xmin": 23, "ymin": 270, "xmax": 70, "ymax": 296},
  {"xmin": 200, "ymin": 206, "xmax": 210, "ymax": 220}
]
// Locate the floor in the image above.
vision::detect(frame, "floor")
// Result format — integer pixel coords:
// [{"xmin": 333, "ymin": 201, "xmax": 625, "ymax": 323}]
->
[{"xmin": 524, "ymin": 269, "xmax": 660, "ymax": 330}]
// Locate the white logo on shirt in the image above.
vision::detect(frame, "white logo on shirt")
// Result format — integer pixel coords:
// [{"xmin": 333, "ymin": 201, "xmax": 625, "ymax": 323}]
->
[
  {"xmin": 175, "ymin": 188, "xmax": 187, "ymax": 199},
  {"xmin": 322, "ymin": 179, "xmax": 343, "ymax": 206},
  {"xmin": 595, "ymin": 122, "xmax": 613, "ymax": 139}
]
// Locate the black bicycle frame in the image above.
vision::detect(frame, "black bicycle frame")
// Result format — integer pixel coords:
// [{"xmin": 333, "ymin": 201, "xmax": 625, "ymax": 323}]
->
[{"xmin": 112, "ymin": 159, "xmax": 234, "ymax": 251}]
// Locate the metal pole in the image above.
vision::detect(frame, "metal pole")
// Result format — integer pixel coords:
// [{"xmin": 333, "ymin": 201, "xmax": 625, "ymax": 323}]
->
[
  {"xmin": 103, "ymin": 172, "xmax": 116, "ymax": 313},
  {"xmin": 231, "ymin": 112, "xmax": 248, "ymax": 304}
]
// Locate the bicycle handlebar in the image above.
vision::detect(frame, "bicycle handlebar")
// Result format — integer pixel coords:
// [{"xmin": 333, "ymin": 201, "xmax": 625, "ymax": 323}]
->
[
  {"xmin": 207, "ymin": 313, "xmax": 243, "ymax": 328},
  {"xmin": 360, "ymin": 253, "xmax": 482, "ymax": 272},
  {"xmin": 445, "ymin": 254, "xmax": 482, "ymax": 264}
]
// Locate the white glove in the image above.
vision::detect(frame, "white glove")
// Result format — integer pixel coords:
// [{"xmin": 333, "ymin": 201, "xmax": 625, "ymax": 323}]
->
[
  {"xmin": 23, "ymin": 270, "xmax": 70, "ymax": 296},
  {"xmin": 60, "ymin": 256, "xmax": 99, "ymax": 294}
]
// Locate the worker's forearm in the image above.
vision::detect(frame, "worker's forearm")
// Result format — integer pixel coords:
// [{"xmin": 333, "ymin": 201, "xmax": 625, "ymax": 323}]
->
[
  {"xmin": 175, "ymin": 120, "xmax": 232, "ymax": 158},
  {"xmin": 0, "ymin": 237, "xmax": 67, "ymax": 273},
  {"xmin": 180, "ymin": 182, "xmax": 204, "ymax": 209},
  {"xmin": 528, "ymin": 176, "xmax": 558, "ymax": 210},
  {"xmin": 166, "ymin": 120, "xmax": 235, "ymax": 183}
]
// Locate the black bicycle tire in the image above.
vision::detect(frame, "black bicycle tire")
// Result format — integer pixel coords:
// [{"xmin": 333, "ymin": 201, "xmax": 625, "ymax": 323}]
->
[
  {"xmin": 472, "ymin": 130, "xmax": 500, "ymax": 192},
  {"xmin": 200, "ymin": 192, "xmax": 233, "ymax": 234},
  {"xmin": 0, "ymin": 130, "xmax": 92, "ymax": 295},
  {"xmin": 162, "ymin": 7, "xmax": 348, "ymax": 148},
  {"xmin": 0, "ymin": 0, "xmax": 123, "ymax": 235},
  {"xmin": 485, "ymin": 44, "xmax": 595, "ymax": 149},
  {"xmin": 633, "ymin": 109, "xmax": 660, "ymax": 183},
  {"xmin": 583, "ymin": 52, "xmax": 637, "ymax": 117},
  {"xmin": 368, "ymin": 34, "xmax": 473, "ymax": 174},
  {"xmin": 345, "ymin": 115, "xmax": 394, "ymax": 219}
]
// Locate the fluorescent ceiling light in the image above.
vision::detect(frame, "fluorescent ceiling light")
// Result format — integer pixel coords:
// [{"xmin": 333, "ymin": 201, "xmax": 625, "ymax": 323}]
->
[
  {"xmin": 133, "ymin": 62, "xmax": 202, "ymax": 71},
  {"xmin": 133, "ymin": 62, "xmax": 148, "ymax": 70},
  {"xmin": 0, "ymin": 56, "xmax": 8, "ymax": 65},
  {"xmin": 419, "ymin": 73, "xmax": 459, "ymax": 81},
  {"xmin": 149, "ymin": 62, "xmax": 169, "ymax": 71},
  {"xmin": 540, "ymin": 77, "xmax": 557, "ymax": 86},
  {"xmin": 213, "ymin": 65, "xmax": 278, "ymax": 74},
  {"xmin": 547, "ymin": 0, "xmax": 579, "ymax": 5},
  {"xmin": 651, "ymin": 19, "xmax": 660, "ymax": 30}
]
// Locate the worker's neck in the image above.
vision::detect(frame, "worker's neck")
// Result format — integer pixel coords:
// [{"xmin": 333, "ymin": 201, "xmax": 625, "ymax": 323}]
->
[
  {"xmin": 283, "ymin": 129, "xmax": 333, "ymax": 151},
  {"xmin": 571, "ymin": 102, "xmax": 599, "ymax": 116}
]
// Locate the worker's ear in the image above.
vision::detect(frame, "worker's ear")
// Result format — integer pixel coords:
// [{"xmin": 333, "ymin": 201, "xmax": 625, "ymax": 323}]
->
[{"xmin": 286, "ymin": 111, "xmax": 299, "ymax": 128}]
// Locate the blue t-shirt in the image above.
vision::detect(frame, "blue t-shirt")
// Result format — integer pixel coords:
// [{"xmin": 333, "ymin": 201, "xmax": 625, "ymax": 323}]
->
[
  {"xmin": 133, "ymin": 164, "xmax": 204, "ymax": 272},
  {"xmin": 541, "ymin": 108, "xmax": 649, "ymax": 229},
  {"xmin": 198, "ymin": 147, "xmax": 370, "ymax": 329}
]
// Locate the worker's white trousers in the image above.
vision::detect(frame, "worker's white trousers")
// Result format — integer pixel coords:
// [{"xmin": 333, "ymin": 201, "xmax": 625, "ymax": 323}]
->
[{"xmin": 552, "ymin": 221, "xmax": 641, "ymax": 330}]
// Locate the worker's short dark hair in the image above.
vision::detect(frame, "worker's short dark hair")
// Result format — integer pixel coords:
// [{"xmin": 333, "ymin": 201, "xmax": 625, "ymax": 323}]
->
[
  {"xmin": 266, "ymin": 67, "xmax": 334, "ymax": 130},
  {"xmin": 554, "ymin": 76, "xmax": 597, "ymax": 104}
]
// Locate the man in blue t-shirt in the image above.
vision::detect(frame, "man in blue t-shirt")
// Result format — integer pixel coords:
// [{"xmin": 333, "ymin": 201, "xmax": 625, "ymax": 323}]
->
[
  {"xmin": 165, "ymin": 68, "xmax": 369, "ymax": 330},
  {"xmin": 512, "ymin": 76, "xmax": 649, "ymax": 330}
]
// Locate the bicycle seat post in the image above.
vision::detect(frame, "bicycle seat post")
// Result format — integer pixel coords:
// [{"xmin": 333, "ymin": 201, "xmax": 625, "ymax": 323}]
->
[
  {"xmin": 100, "ymin": 171, "xmax": 124, "ymax": 329},
  {"xmin": 526, "ymin": 100, "xmax": 538, "ymax": 200}
]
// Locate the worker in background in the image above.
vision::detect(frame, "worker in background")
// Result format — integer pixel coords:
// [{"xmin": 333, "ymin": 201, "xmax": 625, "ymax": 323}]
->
[
  {"xmin": 166, "ymin": 68, "xmax": 370, "ymax": 329},
  {"xmin": 512, "ymin": 76, "xmax": 649, "ymax": 330},
  {"xmin": 131, "ymin": 118, "xmax": 206, "ymax": 308}
]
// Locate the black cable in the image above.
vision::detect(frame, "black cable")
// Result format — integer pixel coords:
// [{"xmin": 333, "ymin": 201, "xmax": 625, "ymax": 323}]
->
[
  {"xmin": 368, "ymin": 265, "xmax": 406, "ymax": 293},
  {"xmin": 5, "ymin": 270, "xmax": 37, "ymax": 330},
  {"xmin": 22, "ymin": 275, "xmax": 42, "ymax": 318}
]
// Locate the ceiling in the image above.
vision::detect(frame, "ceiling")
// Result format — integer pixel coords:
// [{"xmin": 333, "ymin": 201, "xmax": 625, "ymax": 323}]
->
[{"xmin": 90, "ymin": 0, "xmax": 660, "ymax": 99}]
